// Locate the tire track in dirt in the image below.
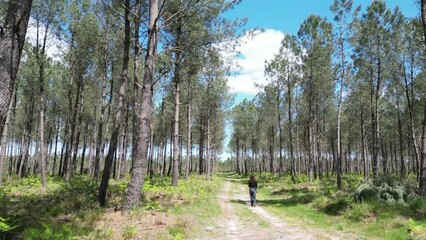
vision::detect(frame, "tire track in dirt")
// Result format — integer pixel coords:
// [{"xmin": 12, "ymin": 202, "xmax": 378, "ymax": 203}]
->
[
  {"xmin": 216, "ymin": 180, "xmax": 266, "ymax": 239},
  {"xmin": 235, "ymin": 184, "xmax": 345, "ymax": 240}
]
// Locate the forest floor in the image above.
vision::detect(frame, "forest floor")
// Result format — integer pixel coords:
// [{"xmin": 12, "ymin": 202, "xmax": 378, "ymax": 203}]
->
[
  {"xmin": 1, "ymin": 173, "xmax": 425, "ymax": 239},
  {"xmin": 198, "ymin": 176, "xmax": 352, "ymax": 240}
]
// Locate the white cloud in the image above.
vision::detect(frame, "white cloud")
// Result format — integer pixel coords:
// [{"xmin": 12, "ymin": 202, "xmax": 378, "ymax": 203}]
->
[
  {"xmin": 226, "ymin": 29, "xmax": 285, "ymax": 95},
  {"xmin": 26, "ymin": 18, "xmax": 67, "ymax": 62}
]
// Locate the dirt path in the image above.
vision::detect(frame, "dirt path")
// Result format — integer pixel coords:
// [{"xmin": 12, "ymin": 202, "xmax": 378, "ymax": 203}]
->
[{"xmin": 208, "ymin": 179, "xmax": 349, "ymax": 240}]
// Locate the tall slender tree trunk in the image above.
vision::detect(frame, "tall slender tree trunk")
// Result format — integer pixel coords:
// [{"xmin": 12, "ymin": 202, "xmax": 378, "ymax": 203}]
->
[
  {"xmin": 403, "ymin": 64, "xmax": 419, "ymax": 178},
  {"xmin": 308, "ymin": 97, "xmax": 314, "ymax": 182},
  {"xmin": 236, "ymin": 136, "xmax": 241, "ymax": 174},
  {"xmin": 35, "ymin": 9, "xmax": 53, "ymax": 187},
  {"xmin": 94, "ymin": 31, "xmax": 110, "ymax": 182},
  {"xmin": 0, "ymin": 85, "xmax": 15, "ymax": 185},
  {"xmin": 269, "ymin": 125, "xmax": 275, "ymax": 174},
  {"xmin": 396, "ymin": 96, "xmax": 405, "ymax": 178},
  {"xmin": 287, "ymin": 74, "xmax": 295, "ymax": 182},
  {"xmin": 124, "ymin": 0, "xmax": 159, "ymax": 210},
  {"xmin": 99, "ymin": 0, "xmax": 130, "ymax": 207},
  {"xmin": 0, "ymin": 110, "xmax": 9, "ymax": 183},
  {"xmin": 71, "ymin": 78, "xmax": 84, "ymax": 176},
  {"xmin": 360, "ymin": 104, "xmax": 368, "ymax": 179},
  {"xmin": 168, "ymin": 124, "xmax": 173, "ymax": 176},
  {"xmin": 336, "ymin": 71, "xmax": 344, "ymax": 188},
  {"xmin": 118, "ymin": 105, "xmax": 129, "ymax": 180},
  {"xmin": 18, "ymin": 94, "xmax": 35, "ymax": 177},
  {"xmin": 65, "ymin": 73, "xmax": 83, "ymax": 182},
  {"xmin": 131, "ymin": 0, "xmax": 141, "ymax": 177},
  {"xmin": 0, "ymin": 0, "xmax": 33, "ymax": 135},
  {"xmin": 185, "ymin": 97, "xmax": 192, "ymax": 179},
  {"xmin": 371, "ymin": 39, "xmax": 382, "ymax": 183},
  {"xmin": 172, "ymin": 55, "xmax": 181, "ymax": 186},
  {"xmin": 205, "ymin": 118, "xmax": 211, "ymax": 180},
  {"xmin": 80, "ymin": 123, "xmax": 89, "ymax": 174},
  {"xmin": 199, "ymin": 117, "xmax": 204, "ymax": 175},
  {"xmin": 59, "ymin": 118, "xmax": 68, "ymax": 176},
  {"xmin": 420, "ymin": 0, "xmax": 426, "ymax": 195},
  {"xmin": 420, "ymin": 102, "xmax": 426, "ymax": 195},
  {"xmin": 51, "ymin": 112, "xmax": 60, "ymax": 175},
  {"xmin": 277, "ymin": 88, "xmax": 283, "ymax": 178}
]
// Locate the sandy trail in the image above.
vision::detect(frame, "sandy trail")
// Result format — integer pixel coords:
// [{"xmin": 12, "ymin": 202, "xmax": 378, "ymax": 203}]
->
[{"xmin": 208, "ymin": 179, "xmax": 349, "ymax": 240}]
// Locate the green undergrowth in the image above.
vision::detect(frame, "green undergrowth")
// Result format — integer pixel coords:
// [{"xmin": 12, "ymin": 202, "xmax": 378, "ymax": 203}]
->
[
  {"xmin": 227, "ymin": 172, "xmax": 426, "ymax": 240},
  {"xmin": 0, "ymin": 174, "xmax": 222, "ymax": 239}
]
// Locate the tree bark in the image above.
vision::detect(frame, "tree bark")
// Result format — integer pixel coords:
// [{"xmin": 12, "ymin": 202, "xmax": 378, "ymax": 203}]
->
[
  {"xmin": 269, "ymin": 125, "xmax": 275, "ymax": 174},
  {"xmin": 396, "ymin": 96, "xmax": 405, "ymax": 178},
  {"xmin": 0, "ymin": 79, "xmax": 17, "ymax": 184},
  {"xmin": 420, "ymin": 101, "xmax": 426, "ymax": 195},
  {"xmin": 124, "ymin": 0, "xmax": 159, "ymax": 210},
  {"xmin": 118, "ymin": 105, "xmax": 129, "ymax": 180},
  {"xmin": 199, "ymin": 117, "xmax": 204, "ymax": 175},
  {"xmin": 277, "ymin": 87, "xmax": 283, "ymax": 178},
  {"xmin": 185, "ymin": 93, "xmax": 192, "ymax": 179},
  {"xmin": 0, "ymin": 0, "xmax": 33, "ymax": 135},
  {"xmin": 287, "ymin": 72, "xmax": 295, "ymax": 182},
  {"xmin": 205, "ymin": 118, "xmax": 211, "ymax": 180},
  {"xmin": 80, "ymin": 123, "xmax": 89, "ymax": 174},
  {"xmin": 172, "ymin": 48, "xmax": 181, "ymax": 186},
  {"xmin": 99, "ymin": 0, "xmax": 130, "ymax": 207},
  {"xmin": 93, "ymin": 14, "xmax": 111, "ymax": 182},
  {"xmin": 419, "ymin": 0, "xmax": 426, "ymax": 195}
]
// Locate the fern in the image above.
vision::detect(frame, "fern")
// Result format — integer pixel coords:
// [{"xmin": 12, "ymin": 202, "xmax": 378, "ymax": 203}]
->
[{"xmin": 0, "ymin": 217, "xmax": 18, "ymax": 233}]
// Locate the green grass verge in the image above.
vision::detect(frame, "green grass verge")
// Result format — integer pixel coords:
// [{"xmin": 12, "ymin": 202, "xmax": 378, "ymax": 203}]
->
[
  {"xmin": 0, "ymin": 174, "xmax": 224, "ymax": 240},
  {"xmin": 222, "ymin": 172, "xmax": 426, "ymax": 240}
]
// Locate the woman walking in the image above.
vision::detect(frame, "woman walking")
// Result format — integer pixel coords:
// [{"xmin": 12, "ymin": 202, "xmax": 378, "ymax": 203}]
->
[{"xmin": 248, "ymin": 175, "xmax": 258, "ymax": 207}]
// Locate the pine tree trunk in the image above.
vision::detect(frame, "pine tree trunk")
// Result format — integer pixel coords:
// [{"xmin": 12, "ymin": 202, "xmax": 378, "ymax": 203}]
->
[
  {"xmin": 0, "ymin": 0, "xmax": 33, "ymax": 136},
  {"xmin": 59, "ymin": 134, "xmax": 67, "ymax": 176},
  {"xmin": 36, "ymin": 11, "xmax": 52, "ymax": 187},
  {"xmin": 420, "ymin": 101, "xmax": 426, "ymax": 195},
  {"xmin": 269, "ymin": 125, "xmax": 274, "ymax": 174},
  {"xmin": 419, "ymin": 0, "xmax": 426, "ymax": 195},
  {"xmin": 118, "ymin": 105, "xmax": 129, "ymax": 180},
  {"xmin": 372, "ymin": 39, "xmax": 382, "ymax": 183},
  {"xmin": 168, "ymin": 124, "xmax": 173, "ymax": 176},
  {"xmin": 0, "ymin": 85, "xmax": 15, "ymax": 185},
  {"xmin": 172, "ymin": 73, "xmax": 180, "ymax": 185},
  {"xmin": 396, "ymin": 96, "xmax": 405, "ymax": 178},
  {"xmin": 94, "ymin": 15, "xmax": 111, "ymax": 182},
  {"xmin": 124, "ymin": 0, "xmax": 158, "ymax": 210},
  {"xmin": 65, "ymin": 73, "xmax": 83, "ymax": 182},
  {"xmin": 287, "ymin": 74, "xmax": 295, "ymax": 182},
  {"xmin": 99, "ymin": 0, "xmax": 130, "ymax": 207},
  {"xmin": 199, "ymin": 117, "xmax": 204, "ymax": 175},
  {"xmin": 277, "ymin": 88, "xmax": 283, "ymax": 178},
  {"xmin": 236, "ymin": 136, "xmax": 240, "ymax": 174},
  {"xmin": 72, "ymin": 85, "xmax": 84, "ymax": 176},
  {"xmin": 185, "ymin": 100, "xmax": 192, "ymax": 179},
  {"xmin": 205, "ymin": 118, "xmax": 211, "ymax": 180},
  {"xmin": 308, "ymin": 100, "xmax": 314, "ymax": 183},
  {"xmin": 80, "ymin": 123, "xmax": 89, "ymax": 175}
]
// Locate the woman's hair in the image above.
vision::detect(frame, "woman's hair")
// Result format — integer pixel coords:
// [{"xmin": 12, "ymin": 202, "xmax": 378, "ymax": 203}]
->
[{"xmin": 249, "ymin": 175, "xmax": 256, "ymax": 182}]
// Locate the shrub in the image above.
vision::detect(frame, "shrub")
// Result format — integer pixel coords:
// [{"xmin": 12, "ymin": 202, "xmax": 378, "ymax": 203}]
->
[
  {"xmin": 354, "ymin": 180, "xmax": 378, "ymax": 202},
  {"xmin": 344, "ymin": 201, "xmax": 373, "ymax": 222}
]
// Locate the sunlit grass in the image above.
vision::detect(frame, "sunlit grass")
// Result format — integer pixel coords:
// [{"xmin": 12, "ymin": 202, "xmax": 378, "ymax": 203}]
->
[
  {"xmin": 0, "ymin": 173, "xmax": 224, "ymax": 239},
  {"xmin": 221, "ymin": 172, "xmax": 426, "ymax": 240}
]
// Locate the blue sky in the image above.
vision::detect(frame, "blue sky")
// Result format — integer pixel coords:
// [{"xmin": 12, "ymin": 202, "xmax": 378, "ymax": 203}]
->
[
  {"xmin": 223, "ymin": 0, "xmax": 418, "ymax": 103},
  {"xmin": 219, "ymin": 0, "xmax": 419, "ymax": 160},
  {"xmin": 227, "ymin": 0, "xmax": 417, "ymax": 34}
]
